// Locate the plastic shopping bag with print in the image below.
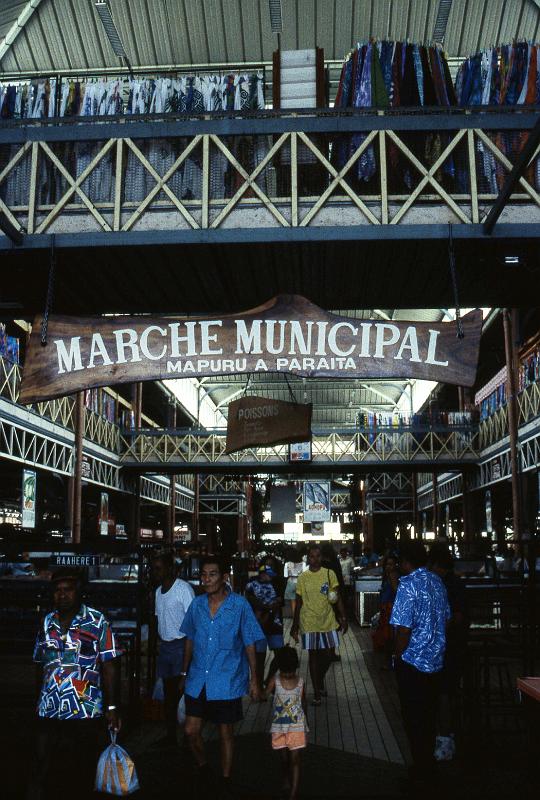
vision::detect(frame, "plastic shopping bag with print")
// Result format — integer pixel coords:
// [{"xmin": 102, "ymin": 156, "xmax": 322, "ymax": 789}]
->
[{"xmin": 95, "ymin": 730, "xmax": 139, "ymax": 795}]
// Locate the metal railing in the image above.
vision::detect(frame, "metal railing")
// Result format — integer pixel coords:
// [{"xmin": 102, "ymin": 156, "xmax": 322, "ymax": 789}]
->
[
  {"xmin": 0, "ymin": 355, "xmax": 119, "ymax": 451},
  {"xmin": 119, "ymin": 424, "xmax": 480, "ymax": 468},
  {"xmin": 479, "ymin": 381, "xmax": 540, "ymax": 449},
  {"xmin": 1, "ymin": 108, "xmax": 540, "ymax": 239}
]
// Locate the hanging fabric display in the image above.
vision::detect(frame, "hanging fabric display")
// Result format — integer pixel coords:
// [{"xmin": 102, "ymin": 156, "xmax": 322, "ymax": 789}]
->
[
  {"xmin": 0, "ymin": 72, "xmax": 267, "ymax": 207},
  {"xmin": 455, "ymin": 42, "xmax": 540, "ymax": 192},
  {"xmin": 332, "ymin": 40, "xmax": 456, "ymax": 189}
]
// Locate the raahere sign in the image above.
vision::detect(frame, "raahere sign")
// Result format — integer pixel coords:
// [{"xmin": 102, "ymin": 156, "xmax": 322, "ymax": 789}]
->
[
  {"xmin": 225, "ymin": 397, "xmax": 313, "ymax": 453},
  {"xmin": 19, "ymin": 295, "xmax": 482, "ymax": 404}
]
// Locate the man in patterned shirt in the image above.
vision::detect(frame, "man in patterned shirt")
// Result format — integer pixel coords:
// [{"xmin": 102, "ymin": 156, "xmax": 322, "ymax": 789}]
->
[
  {"xmin": 390, "ymin": 540, "xmax": 450, "ymax": 793},
  {"xmin": 26, "ymin": 568, "xmax": 122, "ymax": 800}
]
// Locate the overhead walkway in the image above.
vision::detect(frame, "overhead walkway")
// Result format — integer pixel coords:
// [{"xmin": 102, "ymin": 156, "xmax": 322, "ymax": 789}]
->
[{"xmin": 1, "ymin": 109, "xmax": 540, "ymax": 251}]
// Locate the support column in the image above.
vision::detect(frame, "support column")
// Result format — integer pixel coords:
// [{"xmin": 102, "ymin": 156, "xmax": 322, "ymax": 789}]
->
[
  {"xmin": 130, "ymin": 383, "xmax": 143, "ymax": 543},
  {"xmin": 503, "ymin": 308, "xmax": 523, "ymax": 554},
  {"xmin": 72, "ymin": 391, "xmax": 84, "ymax": 544},
  {"xmin": 412, "ymin": 473, "xmax": 420, "ymax": 538},
  {"xmin": 192, "ymin": 473, "xmax": 200, "ymax": 542},
  {"xmin": 167, "ymin": 476, "xmax": 176, "ymax": 544},
  {"xmin": 461, "ymin": 471, "xmax": 472, "ymax": 554},
  {"xmin": 431, "ymin": 471, "xmax": 439, "ymax": 536}
]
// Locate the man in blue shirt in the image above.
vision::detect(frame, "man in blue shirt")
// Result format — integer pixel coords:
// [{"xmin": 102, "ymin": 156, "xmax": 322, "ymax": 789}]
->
[
  {"xmin": 390, "ymin": 540, "xmax": 450, "ymax": 791},
  {"xmin": 179, "ymin": 555, "xmax": 263, "ymax": 795}
]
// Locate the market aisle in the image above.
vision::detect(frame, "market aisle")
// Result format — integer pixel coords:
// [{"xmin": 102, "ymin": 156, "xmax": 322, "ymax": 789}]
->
[{"xmin": 233, "ymin": 621, "xmax": 405, "ymax": 764}]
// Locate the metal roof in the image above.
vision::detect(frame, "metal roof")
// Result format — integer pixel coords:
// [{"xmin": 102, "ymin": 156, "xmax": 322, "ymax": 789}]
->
[{"xmin": 1, "ymin": 0, "xmax": 540, "ymax": 76}]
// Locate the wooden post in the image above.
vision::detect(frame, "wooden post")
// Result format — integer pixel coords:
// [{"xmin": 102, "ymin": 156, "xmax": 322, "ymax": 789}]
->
[
  {"xmin": 72, "ymin": 391, "xmax": 84, "ymax": 544},
  {"xmin": 431, "ymin": 471, "xmax": 439, "ymax": 536},
  {"xmin": 503, "ymin": 308, "xmax": 522, "ymax": 555}
]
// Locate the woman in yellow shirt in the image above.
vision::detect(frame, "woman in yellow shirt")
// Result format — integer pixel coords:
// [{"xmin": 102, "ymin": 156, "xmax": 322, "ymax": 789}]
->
[{"xmin": 291, "ymin": 544, "xmax": 348, "ymax": 705}]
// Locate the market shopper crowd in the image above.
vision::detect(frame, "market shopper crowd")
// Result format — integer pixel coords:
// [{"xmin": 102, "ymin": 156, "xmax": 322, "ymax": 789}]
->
[{"xmin": 25, "ymin": 539, "xmax": 467, "ymax": 799}]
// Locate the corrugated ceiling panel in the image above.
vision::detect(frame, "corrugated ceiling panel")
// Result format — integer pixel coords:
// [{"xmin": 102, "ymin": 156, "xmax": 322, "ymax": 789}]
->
[
  {"xmin": 242, "ymin": 0, "xmax": 264, "ymax": 61},
  {"xmin": 518, "ymin": 1, "xmax": 540, "ymax": 40},
  {"xmin": 334, "ymin": 0, "xmax": 353, "ymax": 58},
  {"xmin": 315, "ymin": 0, "xmax": 335, "ymax": 57},
  {"xmin": 164, "ymin": 0, "xmax": 194, "ymax": 66},
  {"xmin": 226, "ymin": 0, "xmax": 250, "ymax": 64},
  {"xmin": 205, "ymin": 0, "xmax": 229, "ymax": 64},
  {"xmin": 477, "ymin": 0, "xmax": 507, "ymax": 53},
  {"xmin": 385, "ymin": 0, "xmax": 409, "ymax": 41},
  {"xmin": 258, "ymin": 0, "xmax": 276, "ymax": 61},
  {"xmin": 495, "ymin": 0, "xmax": 524, "ymax": 44},
  {"xmin": 0, "ymin": 48, "xmax": 19, "ymax": 71},
  {"xmin": 371, "ymin": 0, "xmax": 392, "ymax": 41},
  {"xmin": 147, "ymin": 1, "xmax": 174, "ymax": 64},
  {"xmin": 0, "ymin": 0, "xmax": 27, "ymax": 40},
  {"xmin": 37, "ymin": 0, "xmax": 71, "ymax": 71},
  {"xmin": 280, "ymin": 0, "xmax": 299, "ymax": 51},
  {"xmin": 183, "ymin": 0, "xmax": 211, "ymax": 63},
  {"xmin": 124, "ymin": 0, "xmax": 158, "ymax": 67},
  {"xmin": 2, "ymin": 1, "xmax": 540, "ymax": 75}
]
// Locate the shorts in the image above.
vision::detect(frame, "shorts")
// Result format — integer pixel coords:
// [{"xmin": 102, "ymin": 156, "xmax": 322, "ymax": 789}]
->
[
  {"xmin": 185, "ymin": 687, "xmax": 243, "ymax": 725},
  {"xmin": 255, "ymin": 634, "xmax": 285, "ymax": 653},
  {"xmin": 157, "ymin": 638, "xmax": 185, "ymax": 679},
  {"xmin": 301, "ymin": 630, "xmax": 339, "ymax": 650},
  {"xmin": 271, "ymin": 731, "xmax": 307, "ymax": 750},
  {"xmin": 284, "ymin": 578, "xmax": 298, "ymax": 600}
]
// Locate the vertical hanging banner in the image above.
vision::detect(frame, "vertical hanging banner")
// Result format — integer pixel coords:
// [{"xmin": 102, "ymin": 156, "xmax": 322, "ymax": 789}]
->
[
  {"xmin": 19, "ymin": 296, "xmax": 483, "ymax": 404},
  {"xmin": 99, "ymin": 492, "xmax": 109, "ymax": 536},
  {"xmin": 303, "ymin": 481, "xmax": 331, "ymax": 522},
  {"xmin": 22, "ymin": 470, "xmax": 36, "ymax": 529}
]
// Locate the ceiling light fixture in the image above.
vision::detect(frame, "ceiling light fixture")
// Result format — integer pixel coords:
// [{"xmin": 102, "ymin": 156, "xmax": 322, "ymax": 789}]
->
[
  {"xmin": 433, "ymin": 0, "xmax": 453, "ymax": 44},
  {"xmin": 269, "ymin": 0, "xmax": 283, "ymax": 33},
  {"xmin": 505, "ymin": 255, "xmax": 520, "ymax": 265},
  {"xmin": 95, "ymin": 1, "xmax": 126, "ymax": 57}
]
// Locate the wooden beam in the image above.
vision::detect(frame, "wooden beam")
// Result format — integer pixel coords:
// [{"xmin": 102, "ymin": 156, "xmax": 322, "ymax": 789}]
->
[{"xmin": 483, "ymin": 116, "xmax": 540, "ymax": 233}]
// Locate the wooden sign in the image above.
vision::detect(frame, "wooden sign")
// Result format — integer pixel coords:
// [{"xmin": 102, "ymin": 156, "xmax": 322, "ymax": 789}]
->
[
  {"xmin": 20, "ymin": 295, "xmax": 482, "ymax": 404},
  {"xmin": 226, "ymin": 397, "xmax": 312, "ymax": 453}
]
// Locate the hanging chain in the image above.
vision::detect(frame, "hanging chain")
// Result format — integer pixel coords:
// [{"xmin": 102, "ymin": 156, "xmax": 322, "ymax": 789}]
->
[
  {"xmin": 41, "ymin": 235, "xmax": 56, "ymax": 346},
  {"xmin": 284, "ymin": 373, "xmax": 297, "ymax": 403},
  {"xmin": 242, "ymin": 373, "xmax": 252, "ymax": 396},
  {"xmin": 448, "ymin": 224, "xmax": 464, "ymax": 340}
]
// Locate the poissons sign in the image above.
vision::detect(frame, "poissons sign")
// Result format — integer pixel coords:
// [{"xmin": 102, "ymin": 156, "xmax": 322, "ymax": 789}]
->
[{"xmin": 20, "ymin": 295, "xmax": 482, "ymax": 404}]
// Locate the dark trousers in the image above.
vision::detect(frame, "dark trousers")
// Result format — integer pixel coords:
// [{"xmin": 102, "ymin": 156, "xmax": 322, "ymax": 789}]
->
[
  {"xmin": 26, "ymin": 717, "xmax": 107, "ymax": 800},
  {"xmin": 395, "ymin": 658, "xmax": 439, "ymax": 778}
]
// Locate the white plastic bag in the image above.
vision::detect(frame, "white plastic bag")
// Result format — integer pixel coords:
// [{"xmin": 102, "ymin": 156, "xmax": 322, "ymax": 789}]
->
[
  {"xmin": 95, "ymin": 730, "xmax": 139, "ymax": 796},
  {"xmin": 177, "ymin": 695, "xmax": 186, "ymax": 724}
]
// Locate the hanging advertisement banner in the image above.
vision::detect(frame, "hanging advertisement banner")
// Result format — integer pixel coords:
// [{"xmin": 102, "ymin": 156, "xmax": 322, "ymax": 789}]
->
[
  {"xmin": 20, "ymin": 296, "xmax": 483, "ymax": 404},
  {"xmin": 226, "ymin": 397, "xmax": 312, "ymax": 454},
  {"xmin": 485, "ymin": 489, "xmax": 493, "ymax": 534},
  {"xmin": 303, "ymin": 481, "xmax": 331, "ymax": 522},
  {"xmin": 99, "ymin": 492, "xmax": 109, "ymax": 536},
  {"xmin": 289, "ymin": 441, "xmax": 312, "ymax": 462},
  {"xmin": 22, "ymin": 470, "xmax": 36, "ymax": 529}
]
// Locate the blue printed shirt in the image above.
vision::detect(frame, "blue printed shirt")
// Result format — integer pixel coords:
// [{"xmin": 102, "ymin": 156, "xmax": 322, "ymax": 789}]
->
[
  {"xmin": 180, "ymin": 590, "xmax": 264, "ymax": 700},
  {"xmin": 390, "ymin": 567, "xmax": 451, "ymax": 673},
  {"xmin": 33, "ymin": 605, "xmax": 122, "ymax": 720}
]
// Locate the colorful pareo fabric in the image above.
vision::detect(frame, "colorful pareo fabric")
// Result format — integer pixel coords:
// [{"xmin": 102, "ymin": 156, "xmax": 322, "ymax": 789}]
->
[{"xmin": 33, "ymin": 605, "xmax": 122, "ymax": 720}]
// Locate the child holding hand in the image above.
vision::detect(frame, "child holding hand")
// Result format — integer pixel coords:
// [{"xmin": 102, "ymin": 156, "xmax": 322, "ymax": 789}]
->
[{"xmin": 266, "ymin": 646, "xmax": 308, "ymax": 800}]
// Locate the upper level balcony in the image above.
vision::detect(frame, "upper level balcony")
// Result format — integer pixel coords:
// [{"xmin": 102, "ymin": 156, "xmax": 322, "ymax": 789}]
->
[{"xmin": 2, "ymin": 107, "xmax": 540, "ymax": 244}]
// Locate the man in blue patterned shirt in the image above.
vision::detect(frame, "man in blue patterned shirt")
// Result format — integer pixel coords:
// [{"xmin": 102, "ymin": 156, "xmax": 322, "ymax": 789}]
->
[{"xmin": 390, "ymin": 540, "xmax": 450, "ymax": 791}]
